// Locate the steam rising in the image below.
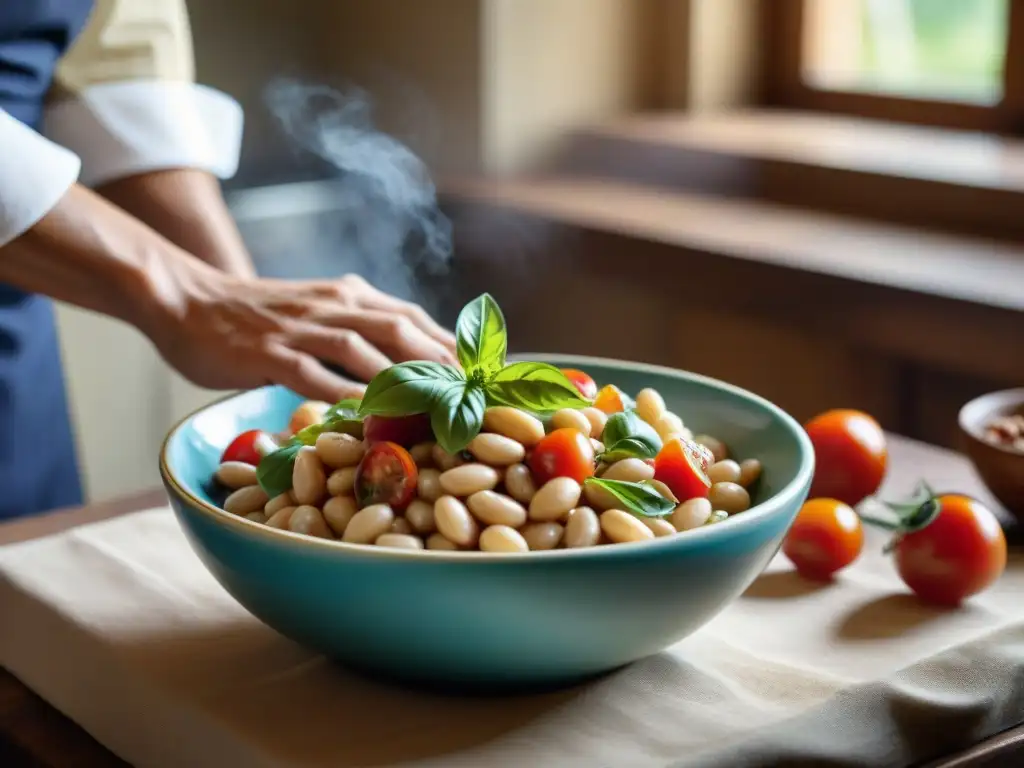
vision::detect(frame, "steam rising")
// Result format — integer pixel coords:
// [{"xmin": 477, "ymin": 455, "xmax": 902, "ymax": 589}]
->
[{"xmin": 264, "ymin": 78, "xmax": 453, "ymax": 312}]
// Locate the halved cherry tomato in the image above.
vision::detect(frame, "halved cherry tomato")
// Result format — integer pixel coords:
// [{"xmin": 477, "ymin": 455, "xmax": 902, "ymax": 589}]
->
[
  {"xmin": 561, "ymin": 368, "xmax": 598, "ymax": 401},
  {"xmin": 529, "ymin": 428, "xmax": 596, "ymax": 485},
  {"xmin": 805, "ymin": 409, "xmax": 887, "ymax": 507},
  {"xmin": 654, "ymin": 437, "xmax": 711, "ymax": 501},
  {"xmin": 289, "ymin": 401, "xmax": 330, "ymax": 435},
  {"xmin": 363, "ymin": 414, "xmax": 433, "ymax": 447},
  {"xmin": 221, "ymin": 430, "xmax": 278, "ymax": 466},
  {"xmin": 593, "ymin": 384, "xmax": 631, "ymax": 415},
  {"xmin": 782, "ymin": 498, "xmax": 864, "ymax": 580},
  {"xmin": 354, "ymin": 442, "xmax": 419, "ymax": 510},
  {"xmin": 893, "ymin": 494, "xmax": 1006, "ymax": 606}
]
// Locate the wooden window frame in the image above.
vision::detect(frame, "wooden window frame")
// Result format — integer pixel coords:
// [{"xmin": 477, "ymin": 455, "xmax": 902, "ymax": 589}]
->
[{"xmin": 762, "ymin": 0, "xmax": 1024, "ymax": 134}]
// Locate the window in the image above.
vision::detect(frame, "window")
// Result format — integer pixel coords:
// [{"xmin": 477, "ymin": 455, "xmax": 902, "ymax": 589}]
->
[{"xmin": 765, "ymin": 0, "xmax": 1024, "ymax": 132}]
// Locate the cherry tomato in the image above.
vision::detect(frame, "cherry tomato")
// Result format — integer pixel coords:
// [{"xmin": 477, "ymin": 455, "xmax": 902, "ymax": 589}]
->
[
  {"xmin": 363, "ymin": 414, "xmax": 433, "ymax": 447},
  {"xmin": 805, "ymin": 409, "xmax": 887, "ymax": 507},
  {"xmin": 894, "ymin": 494, "xmax": 1006, "ymax": 606},
  {"xmin": 529, "ymin": 428, "xmax": 596, "ymax": 485},
  {"xmin": 561, "ymin": 369, "xmax": 598, "ymax": 401},
  {"xmin": 654, "ymin": 437, "xmax": 711, "ymax": 502},
  {"xmin": 289, "ymin": 401, "xmax": 330, "ymax": 435},
  {"xmin": 221, "ymin": 430, "xmax": 278, "ymax": 466},
  {"xmin": 593, "ymin": 384, "xmax": 631, "ymax": 415},
  {"xmin": 782, "ymin": 498, "xmax": 864, "ymax": 580},
  {"xmin": 354, "ymin": 442, "xmax": 419, "ymax": 510}
]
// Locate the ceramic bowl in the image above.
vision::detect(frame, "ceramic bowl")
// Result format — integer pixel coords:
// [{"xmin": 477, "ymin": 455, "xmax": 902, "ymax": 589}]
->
[
  {"xmin": 160, "ymin": 355, "xmax": 814, "ymax": 689},
  {"xmin": 959, "ymin": 389, "xmax": 1024, "ymax": 520}
]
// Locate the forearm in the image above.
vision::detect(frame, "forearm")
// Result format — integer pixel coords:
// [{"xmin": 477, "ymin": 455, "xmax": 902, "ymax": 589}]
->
[
  {"xmin": 97, "ymin": 169, "xmax": 257, "ymax": 279},
  {"xmin": 0, "ymin": 183, "xmax": 214, "ymax": 334}
]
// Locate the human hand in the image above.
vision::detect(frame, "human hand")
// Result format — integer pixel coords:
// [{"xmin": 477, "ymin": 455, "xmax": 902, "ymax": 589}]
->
[{"xmin": 147, "ymin": 267, "xmax": 457, "ymax": 401}]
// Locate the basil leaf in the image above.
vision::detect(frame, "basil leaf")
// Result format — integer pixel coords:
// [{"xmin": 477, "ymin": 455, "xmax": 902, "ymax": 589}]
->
[
  {"xmin": 602, "ymin": 411, "xmax": 662, "ymax": 457},
  {"xmin": 256, "ymin": 442, "xmax": 302, "ymax": 498},
  {"xmin": 601, "ymin": 437, "xmax": 660, "ymax": 463},
  {"xmin": 584, "ymin": 477, "xmax": 676, "ymax": 518},
  {"xmin": 431, "ymin": 382, "xmax": 486, "ymax": 454},
  {"xmin": 293, "ymin": 415, "xmax": 364, "ymax": 446},
  {"xmin": 359, "ymin": 362, "xmax": 464, "ymax": 417},
  {"xmin": 324, "ymin": 398, "xmax": 362, "ymax": 421},
  {"xmin": 456, "ymin": 293, "xmax": 507, "ymax": 376},
  {"xmin": 485, "ymin": 362, "xmax": 590, "ymax": 412}
]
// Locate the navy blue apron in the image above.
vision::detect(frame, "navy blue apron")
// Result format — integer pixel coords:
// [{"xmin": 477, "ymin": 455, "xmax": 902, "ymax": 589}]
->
[{"xmin": 0, "ymin": 0, "xmax": 94, "ymax": 519}]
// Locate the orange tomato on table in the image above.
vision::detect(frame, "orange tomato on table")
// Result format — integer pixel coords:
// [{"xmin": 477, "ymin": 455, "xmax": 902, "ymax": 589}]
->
[
  {"xmin": 805, "ymin": 409, "xmax": 888, "ymax": 507},
  {"xmin": 783, "ymin": 498, "xmax": 864, "ymax": 580}
]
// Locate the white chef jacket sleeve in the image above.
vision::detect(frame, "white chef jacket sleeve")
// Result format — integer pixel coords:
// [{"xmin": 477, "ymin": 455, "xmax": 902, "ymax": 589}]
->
[
  {"xmin": 0, "ymin": 111, "xmax": 82, "ymax": 247},
  {"xmin": 42, "ymin": 0, "xmax": 244, "ymax": 188}
]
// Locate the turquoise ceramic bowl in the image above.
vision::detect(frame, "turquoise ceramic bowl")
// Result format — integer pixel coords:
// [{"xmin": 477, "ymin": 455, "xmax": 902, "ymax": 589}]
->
[{"xmin": 160, "ymin": 355, "xmax": 814, "ymax": 689}]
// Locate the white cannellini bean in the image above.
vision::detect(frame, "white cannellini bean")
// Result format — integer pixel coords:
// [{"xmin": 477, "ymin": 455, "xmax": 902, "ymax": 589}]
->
[
  {"xmin": 467, "ymin": 433, "xmax": 526, "ymax": 466},
  {"xmin": 245, "ymin": 511, "xmax": 267, "ymax": 524},
  {"xmin": 551, "ymin": 409, "xmax": 593, "ymax": 436},
  {"xmin": 343, "ymin": 504, "xmax": 395, "ymax": 544},
  {"xmin": 264, "ymin": 491, "xmax": 295, "ymax": 516},
  {"xmin": 694, "ymin": 434, "xmax": 728, "ymax": 463},
  {"xmin": 439, "ymin": 464, "xmax": 500, "ymax": 497},
  {"xmin": 529, "ymin": 477, "xmax": 582, "ymax": 522},
  {"xmin": 479, "ymin": 525, "xmax": 529, "ymax": 553},
  {"xmin": 601, "ymin": 510, "xmax": 655, "ymax": 544},
  {"xmin": 590, "ymin": 439, "xmax": 605, "ymax": 454},
  {"xmin": 564, "ymin": 507, "xmax": 601, "ymax": 548},
  {"xmin": 648, "ymin": 479, "xmax": 678, "ymax": 504},
  {"xmin": 434, "ymin": 496, "xmax": 479, "ymax": 547},
  {"xmin": 483, "ymin": 407, "xmax": 545, "ymax": 447},
  {"xmin": 292, "ymin": 446, "xmax": 327, "ymax": 505},
  {"xmin": 432, "ymin": 444, "xmax": 465, "ymax": 471},
  {"xmin": 654, "ymin": 413, "xmax": 685, "ymax": 441},
  {"xmin": 375, "ymin": 533, "xmax": 424, "ymax": 550},
  {"xmin": 265, "ymin": 506, "xmax": 297, "ymax": 529},
  {"xmin": 391, "ymin": 517, "xmax": 414, "ymax": 535},
  {"xmin": 466, "ymin": 490, "xmax": 527, "ymax": 527},
  {"xmin": 224, "ymin": 485, "xmax": 269, "ymax": 516},
  {"xmin": 708, "ymin": 482, "xmax": 751, "ymax": 514},
  {"xmin": 405, "ymin": 499, "xmax": 437, "ymax": 534},
  {"xmin": 288, "ymin": 506, "xmax": 333, "ymax": 538},
  {"xmin": 216, "ymin": 461, "xmax": 258, "ymax": 489},
  {"xmin": 643, "ymin": 518, "xmax": 677, "ymax": 537},
  {"xmin": 581, "ymin": 407, "xmax": 608, "ymax": 440},
  {"xmin": 635, "ymin": 388, "xmax": 666, "ymax": 426},
  {"xmin": 426, "ymin": 532, "xmax": 459, "ymax": 551},
  {"xmin": 583, "ymin": 480, "xmax": 620, "ymax": 511},
  {"xmin": 326, "ymin": 466, "xmax": 357, "ymax": 497},
  {"xmin": 708, "ymin": 459, "xmax": 742, "ymax": 485},
  {"xmin": 602, "ymin": 458, "xmax": 655, "ymax": 483},
  {"xmin": 323, "ymin": 496, "xmax": 358, "ymax": 537},
  {"xmin": 315, "ymin": 433, "xmax": 367, "ymax": 469},
  {"xmin": 739, "ymin": 459, "xmax": 762, "ymax": 488},
  {"xmin": 672, "ymin": 497, "xmax": 712, "ymax": 531},
  {"xmin": 504, "ymin": 464, "xmax": 537, "ymax": 504},
  {"xmin": 417, "ymin": 468, "xmax": 443, "ymax": 502},
  {"xmin": 521, "ymin": 522, "xmax": 564, "ymax": 551},
  {"xmin": 409, "ymin": 442, "xmax": 435, "ymax": 467}
]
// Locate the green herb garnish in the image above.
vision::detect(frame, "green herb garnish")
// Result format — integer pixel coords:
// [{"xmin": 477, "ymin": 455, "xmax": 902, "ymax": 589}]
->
[
  {"xmin": 584, "ymin": 477, "xmax": 676, "ymax": 518},
  {"xmin": 599, "ymin": 410, "xmax": 663, "ymax": 462},
  {"xmin": 256, "ymin": 442, "xmax": 303, "ymax": 498}
]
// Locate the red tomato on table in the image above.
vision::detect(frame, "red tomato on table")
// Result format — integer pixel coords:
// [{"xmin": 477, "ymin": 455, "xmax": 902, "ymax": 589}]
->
[
  {"xmin": 529, "ymin": 428, "xmax": 596, "ymax": 485},
  {"xmin": 560, "ymin": 369, "xmax": 598, "ymax": 401},
  {"xmin": 654, "ymin": 438, "xmax": 711, "ymax": 502},
  {"xmin": 363, "ymin": 414, "xmax": 434, "ymax": 447},
  {"xmin": 782, "ymin": 498, "xmax": 864, "ymax": 580},
  {"xmin": 354, "ymin": 442, "xmax": 419, "ymax": 510},
  {"xmin": 893, "ymin": 494, "xmax": 1006, "ymax": 606},
  {"xmin": 805, "ymin": 409, "xmax": 887, "ymax": 507},
  {"xmin": 221, "ymin": 430, "xmax": 277, "ymax": 466}
]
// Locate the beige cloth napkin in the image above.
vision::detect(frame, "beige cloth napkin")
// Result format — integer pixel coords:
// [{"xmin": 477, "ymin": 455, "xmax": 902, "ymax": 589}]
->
[{"xmin": 1, "ymin": 506, "xmax": 1023, "ymax": 768}]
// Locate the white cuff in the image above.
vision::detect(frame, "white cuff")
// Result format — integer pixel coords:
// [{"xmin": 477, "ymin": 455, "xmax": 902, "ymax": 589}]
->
[
  {"xmin": 43, "ymin": 81, "xmax": 244, "ymax": 188},
  {"xmin": 0, "ymin": 110, "xmax": 81, "ymax": 248}
]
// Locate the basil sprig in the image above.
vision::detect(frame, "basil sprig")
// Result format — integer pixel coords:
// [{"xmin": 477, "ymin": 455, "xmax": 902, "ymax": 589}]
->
[
  {"xmin": 599, "ymin": 410, "xmax": 663, "ymax": 462},
  {"xmin": 584, "ymin": 477, "xmax": 676, "ymax": 518},
  {"xmin": 357, "ymin": 293, "xmax": 590, "ymax": 454},
  {"xmin": 256, "ymin": 442, "xmax": 303, "ymax": 498}
]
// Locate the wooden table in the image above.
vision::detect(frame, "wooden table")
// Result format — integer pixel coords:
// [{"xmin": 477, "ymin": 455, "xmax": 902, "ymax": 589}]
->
[{"xmin": 1, "ymin": 439, "xmax": 1021, "ymax": 768}]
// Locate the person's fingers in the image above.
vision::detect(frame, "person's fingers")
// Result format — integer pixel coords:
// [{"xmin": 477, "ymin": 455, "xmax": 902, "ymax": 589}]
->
[
  {"xmin": 286, "ymin": 326, "xmax": 393, "ymax": 383},
  {"xmin": 309, "ymin": 308, "xmax": 455, "ymax": 365},
  {"xmin": 343, "ymin": 282, "xmax": 457, "ymax": 356},
  {"xmin": 263, "ymin": 344, "xmax": 366, "ymax": 402}
]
